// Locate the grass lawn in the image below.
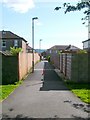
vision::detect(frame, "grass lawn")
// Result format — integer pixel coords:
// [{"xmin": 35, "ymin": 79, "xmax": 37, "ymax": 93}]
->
[
  {"xmin": 0, "ymin": 81, "xmax": 22, "ymax": 102},
  {"xmin": 65, "ymin": 81, "xmax": 90, "ymax": 104}
]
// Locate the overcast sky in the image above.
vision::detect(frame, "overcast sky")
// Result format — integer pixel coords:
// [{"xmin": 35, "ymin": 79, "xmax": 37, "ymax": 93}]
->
[{"xmin": 0, "ymin": 0, "xmax": 88, "ymax": 49}]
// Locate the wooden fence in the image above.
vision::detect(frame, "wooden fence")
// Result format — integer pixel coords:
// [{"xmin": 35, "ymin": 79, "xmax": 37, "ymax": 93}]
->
[
  {"xmin": 2, "ymin": 52, "xmax": 40, "ymax": 84},
  {"xmin": 60, "ymin": 53, "xmax": 89, "ymax": 82},
  {"xmin": 47, "ymin": 52, "xmax": 89, "ymax": 82}
]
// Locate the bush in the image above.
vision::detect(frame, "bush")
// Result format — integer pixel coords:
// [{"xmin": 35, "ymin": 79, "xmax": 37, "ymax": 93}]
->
[
  {"xmin": 77, "ymin": 50, "xmax": 87, "ymax": 54},
  {"xmin": 10, "ymin": 47, "xmax": 22, "ymax": 56},
  {"xmin": 47, "ymin": 56, "xmax": 50, "ymax": 62}
]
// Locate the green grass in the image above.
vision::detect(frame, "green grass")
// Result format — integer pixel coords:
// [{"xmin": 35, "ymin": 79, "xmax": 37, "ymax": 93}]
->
[
  {"xmin": 65, "ymin": 81, "xmax": 90, "ymax": 104},
  {"xmin": 0, "ymin": 81, "xmax": 22, "ymax": 102}
]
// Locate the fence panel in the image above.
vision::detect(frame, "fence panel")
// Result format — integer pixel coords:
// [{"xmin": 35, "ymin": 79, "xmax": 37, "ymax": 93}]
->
[
  {"xmin": 66, "ymin": 54, "xmax": 72, "ymax": 80},
  {"xmin": 2, "ymin": 55, "xmax": 18, "ymax": 84},
  {"xmin": 61, "ymin": 53, "xmax": 89, "ymax": 82}
]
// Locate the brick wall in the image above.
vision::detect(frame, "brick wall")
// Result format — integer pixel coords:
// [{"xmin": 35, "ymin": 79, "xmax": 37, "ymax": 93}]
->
[
  {"xmin": 18, "ymin": 52, "xmax": 40, "ymax": 80},
  {"xmin": 34, "ymin": 53, "xmax": 40, "ymax": 64},
  {"xmin": 18, "ymin": 52, "xmax": 28, "ymax": 80},
  {"xmin": 22, "ymin": 40, "xmax": 27, "ymax": 53}
]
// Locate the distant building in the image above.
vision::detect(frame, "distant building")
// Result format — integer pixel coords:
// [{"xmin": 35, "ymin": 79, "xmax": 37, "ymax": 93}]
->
[
  {"xmin": 65, "ymin": 45, "xmax": 81, "ymax": 52},
  {"xmin": 82, "ymin": 39, "xmax": 90, "ymax": 51},
  {"xmin": 46, "ymin": 45, "xmax": 68, "ymax": 54},
  {"xmin": 46, "ymin": 45, "xmax": 80, "ymax": 55}
]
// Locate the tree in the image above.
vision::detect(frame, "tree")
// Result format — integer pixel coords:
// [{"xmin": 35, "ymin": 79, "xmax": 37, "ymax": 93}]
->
[{"xmin": 54, "ymin": 1, "xmax": 90, "ymax": 25}]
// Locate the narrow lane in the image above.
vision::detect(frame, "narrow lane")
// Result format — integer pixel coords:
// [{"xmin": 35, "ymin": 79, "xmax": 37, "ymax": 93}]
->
[{"xmin": 2, "ymin": 61, "xmax": 89, "ymax": 119}]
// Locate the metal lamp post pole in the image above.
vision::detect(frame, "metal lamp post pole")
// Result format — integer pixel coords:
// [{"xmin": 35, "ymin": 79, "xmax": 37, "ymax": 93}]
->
[
  {"xmin": 32, "ymin": 18, "xmax": 34, "ymax": 73},
  {"xmin": 39, "ymin": 39, "xmax": 42, "ymax": 60},
  {"xmin": 39, "ymin": 39, "xmax": 42, "ymax": 52},
  {"xmin": 32, "ymin": 17, "xmax": 38, "ymax": 73}
]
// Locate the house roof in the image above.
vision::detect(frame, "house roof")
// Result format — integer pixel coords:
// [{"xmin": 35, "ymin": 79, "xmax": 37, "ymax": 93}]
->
[
  {"xmin": 48, "ymin": 45, "xmax": 69, "ymax": 50},
  {"xmin": 82, "ymin": 39, "xmax": 90, "ymax": 43},
  {"xmin": 65, "ymin": 45, "xmax": 81, "ymax": 51},
  {"xmin": 0, "ymin": 30, "xmax": 27, "ymax": 42},
  {"xmin": 47, "ymin": 45, "xmax": 81, "ymax": 52}
]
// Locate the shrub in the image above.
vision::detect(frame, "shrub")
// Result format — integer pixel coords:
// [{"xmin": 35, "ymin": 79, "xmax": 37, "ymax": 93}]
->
[
  {"xmin": 10, "ymin": 47, "xmax": 22, "ymax": 56},
  {"xmin": 47, "ymin": 55, "xmax": 50, "ymax": 62},
  {"xmin": 77, "ymin": 50, "xmax": 87, "ymax": 54}
]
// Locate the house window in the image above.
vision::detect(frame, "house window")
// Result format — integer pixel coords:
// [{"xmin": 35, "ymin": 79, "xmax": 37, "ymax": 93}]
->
[
  {"xmin": 89, "ymin": 41, "xmax": 90, "ymax": 48},
  {"xmin": 56, "ymin": 50, "xmax": 57, "ymax": 53},
  {"xmin": 50, "ymin": 50, "xmax": 52, "ymax": 53},
  {"xmin": 14, "ymin": 40, "xmax": 18, "ymax": 47},
  {"xmin": 2, "ymin": 40, "xmax": 6, "ymax": 47},
  {"xmin": 2, "ymin": 31, "xmax": 6, "ymax": 35},
  {"xmin": 83, "ymin": 41, "xmax": 88, "ymax": 49}
]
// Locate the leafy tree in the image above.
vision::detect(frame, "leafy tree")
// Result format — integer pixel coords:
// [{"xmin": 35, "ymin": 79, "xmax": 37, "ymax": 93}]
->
[
  {"xmin": 54, "ymin": 1, "xmax": 90, "ymax": 25},
  {"xmin": 10, "ymin": 47, "xmax": 22, "ymax": 56}
]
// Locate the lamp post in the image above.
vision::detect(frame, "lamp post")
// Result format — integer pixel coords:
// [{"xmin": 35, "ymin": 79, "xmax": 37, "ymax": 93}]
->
[
  {"xmin": 32, "ymin": 17, "xmax": 38, "ymax": 73},
  {"xmin": 39, "ymin": 39, "xmax": 42, "ymax": 52},
  {"xmin": 39, "ymin": 39, "xmax": 42, "ymax": 60}
]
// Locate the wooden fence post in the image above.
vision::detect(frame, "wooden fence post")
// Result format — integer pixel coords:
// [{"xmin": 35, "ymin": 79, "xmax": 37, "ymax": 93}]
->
[
  {"xmin": 88, "ymin": 52, "xmax": 90, "ymax": 82},
  {"xmin": 65, "ymin": 54, "xmax": 67, "ymax": 76}
]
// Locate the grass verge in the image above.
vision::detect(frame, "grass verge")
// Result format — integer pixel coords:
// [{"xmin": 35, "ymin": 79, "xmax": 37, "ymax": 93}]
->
[
  {"xmin": 0, "ymin": 81, "xmax": 22, "ymax": 102},
  {"xmin": 65, "ymin": 81, "xmax": 90, "ymax": 104}
]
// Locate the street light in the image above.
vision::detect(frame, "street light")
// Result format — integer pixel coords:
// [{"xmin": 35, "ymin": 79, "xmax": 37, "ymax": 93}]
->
[
  {"xmin": 32, "ymin": 17, "xmax": 38, "ymax": 73},
  {"xmin": 39, "ymin": 39, "xmax": 42, "ymax": 52},
  {"xmin": 39, "ymin": 39, "xmax": 42, "ymax": 60}
]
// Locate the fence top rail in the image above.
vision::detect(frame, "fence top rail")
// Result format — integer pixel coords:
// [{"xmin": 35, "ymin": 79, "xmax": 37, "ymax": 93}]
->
[{"xmin": 61, "ymin": 51, "xmax": 77, "ymax": 54}]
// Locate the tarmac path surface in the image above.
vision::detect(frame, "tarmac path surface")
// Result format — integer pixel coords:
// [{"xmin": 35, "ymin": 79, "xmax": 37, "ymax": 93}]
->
[{"xmin": 2, "ymin": 61, "xmax": 89, "ymax": 119}]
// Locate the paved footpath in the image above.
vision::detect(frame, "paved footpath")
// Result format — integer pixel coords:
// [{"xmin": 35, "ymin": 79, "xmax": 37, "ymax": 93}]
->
[{"xmin": 1, "ymin": 61, "xmax": 89, "ymax": 119}]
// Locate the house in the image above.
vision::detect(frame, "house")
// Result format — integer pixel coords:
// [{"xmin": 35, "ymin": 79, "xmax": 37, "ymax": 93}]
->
[
  {"xmin": 46, "ymin": 45, "xmax": 69, "ymax": 69},
  {"xmin": 46, "ymin": 45, "xmax": 81, "ymax": 69},
  {"xmin": 65, "ymin": 45, "xmax": 81, "ymax": 52},
  {"xmin": 0, "ymin": 30, "xmax": 27, "ymax": 52},
  {"xmin": 82, "ymin": 39, "xmax": 90, "ymax": 51},
  {"xmin": 46, "ymin": 45, "xmax": 80, "ymax": 55},
  {"xmin": 46, "ymin": 45, "xmax": 69, "ymax": 55}
]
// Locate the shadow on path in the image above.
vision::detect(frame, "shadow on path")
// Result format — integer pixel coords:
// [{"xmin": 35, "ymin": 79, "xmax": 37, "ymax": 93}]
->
[
  {"xmin": 40, "ymin": 61, "xmax": 68, "ymax": 91},
  {"xmin": 2, "ymin": 114, "xmax": 88, "ymax": 120}
]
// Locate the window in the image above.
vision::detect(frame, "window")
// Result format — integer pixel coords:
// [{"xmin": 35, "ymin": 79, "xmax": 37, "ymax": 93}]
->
[
  {"xmin": 88, "ymin": 40, "xmax": 90, "ymax": 48},
  {"xmin": 56, "ymin": 50, "xmax": 57, "ymax": 53},
  {"xmin": 2, "ymin": 40, "xmax": 6, "ymax": 47},
  {"xmin": 49, "ymin": 50, "xmax": 52, "ymax": 53},
  {"xmin": 14, "ymin": 40, "xmax": 18, "ymax": 47},
  {"xmin": 2, "ymin": 31, "xmax": 6, "ymax": 35},
  {"xmin": 83, "ymin": 41, "xmax": 88, "ymax": 49}
]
